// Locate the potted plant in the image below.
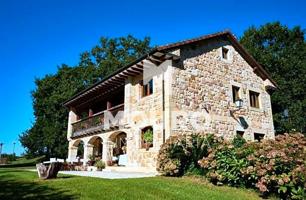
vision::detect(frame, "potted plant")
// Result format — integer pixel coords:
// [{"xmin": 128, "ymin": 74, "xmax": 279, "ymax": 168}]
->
[
  {"xmin": 87, "ymin": 155, "xmax": 95, "ymax": 166},
  {"xmin": 94, "ymin": 160, "xmax": 106, "ymax": 171},
  {"xmin": 143, "ymin": 129, "xmax": 153, "ymax": 151},
  {"xmin": 107, "ymin": 160, "xmax": 113, "ymax": 166}
]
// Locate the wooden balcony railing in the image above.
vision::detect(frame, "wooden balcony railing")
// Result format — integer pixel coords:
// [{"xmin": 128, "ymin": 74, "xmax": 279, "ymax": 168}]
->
[{"xmin": 71, "ymin": 104, "xmax": 124, "ymax": 136}]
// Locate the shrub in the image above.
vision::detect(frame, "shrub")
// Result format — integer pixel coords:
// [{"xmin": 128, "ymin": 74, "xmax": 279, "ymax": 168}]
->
[
  {"xmin": 157, "ymin": 133, "xmax": 221, "ymax": 176},
  {"xmin": 232, "ymin": 135, "xmax": 246, "ymax": 148},
  {"xmin": 94, "ymin": 160, "xmax": 105, "ymax": 171},
  {"xmin": 198, "ymin": 133, "xmax": 306, "ymax": 199}
]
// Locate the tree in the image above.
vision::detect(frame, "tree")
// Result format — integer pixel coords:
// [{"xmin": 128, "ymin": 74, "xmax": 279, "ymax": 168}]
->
[
  {"xmin": 20, "ymin": 36, "xmax": 152, "ymax": 158},
  {"xmin": 240, "ymin": 22, "xmax": 306, "ymax": 134}
]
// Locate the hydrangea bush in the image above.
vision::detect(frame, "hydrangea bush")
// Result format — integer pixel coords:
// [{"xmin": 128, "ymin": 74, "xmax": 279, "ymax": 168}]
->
[
  {"xmin": 199, "ymin": 133, "xmax": 306, "ymax": 199},
  {"xmin": 157, "ymin": 133, "xmax": 306, "ymax": 199}
]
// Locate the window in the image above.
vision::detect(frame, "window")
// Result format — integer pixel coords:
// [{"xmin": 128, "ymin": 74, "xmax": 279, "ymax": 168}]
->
[
  {"xmin": 222, "ymin": 47, "xmax": 229, "ymax": 60},
  {"xmin": 236, "ymin": 131, "xmax": 244, "ymax": 137},
  {"xmin": 249, "ymin": 90, "xmax": 260, "ymax": 108},
  {"xmin": 254, "ymin": 133, "xmax": 265, "ymax": 142},
  {"xmin": 140, "ymin": 79, "xmax": 153, "ymax": 97},
  {"xmin": 232, "ymin": 86, "xmax": 240, "ymax": 103},
  {"xmin": 141, "ymin": 126, "xmax": 153, "ymax": 149}
]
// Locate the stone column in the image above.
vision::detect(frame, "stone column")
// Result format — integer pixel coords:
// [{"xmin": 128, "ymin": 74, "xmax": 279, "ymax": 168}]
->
[
  {"xmin": 67, "ymin": 108, "xmax": 77, "ymax": 140},
  {"xmin": 124, "ymin": 78, "xmax": 132, "ymax": 125},
  {"xmin": 67, "ymin": 146, "xmax": 78, "ymax": 163},
  {"xmin": 83, "ymin": 144, "xmax": 94, "ymax": 166},
  {"xmin": 102, "ymin": 138, "xmax": 113, "ymax": 166},
  {"xmin": 162, "ymin": 60, "xmax": 173, "ymax": 142}
]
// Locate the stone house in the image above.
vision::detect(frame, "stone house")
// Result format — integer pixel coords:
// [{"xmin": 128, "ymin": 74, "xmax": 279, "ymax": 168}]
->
[{"xmin": 64, "ymin": 31, "xmax": 276, "ymax": 169}]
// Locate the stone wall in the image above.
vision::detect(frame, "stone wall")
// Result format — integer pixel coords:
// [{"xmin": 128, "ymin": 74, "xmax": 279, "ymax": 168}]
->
[
  {"xmin": 169, "ymin": 38, "xmax": 275, "ymax": 140},
  {"xmin": 123, "ymin": 72, "xmax": 164, "ymax": 168}
]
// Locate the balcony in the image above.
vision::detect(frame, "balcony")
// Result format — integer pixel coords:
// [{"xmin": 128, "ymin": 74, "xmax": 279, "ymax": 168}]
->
[{"xmin": 71, "ymin": 103, "xmax": 124, "ymax": 138}]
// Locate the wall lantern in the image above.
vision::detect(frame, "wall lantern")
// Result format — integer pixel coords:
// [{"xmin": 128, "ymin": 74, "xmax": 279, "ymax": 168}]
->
[{"xmin": 235, "ymin": 99, "xmax": 243, "ymax": 109}]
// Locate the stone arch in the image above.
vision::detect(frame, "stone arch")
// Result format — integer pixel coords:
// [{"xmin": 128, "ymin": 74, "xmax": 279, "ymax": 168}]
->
[
  {"xmin": 87, "ymin": 136, "xmax": 103, "ymax": 159},
  {"xmin": 72, "ymin": 139, "xmax": 84, "ymax": 147},
  {"xmin": 105, "ymin": 131, "xmax": 127, "ymax": 166},
  {"xmin": 108, "ymin": 131, "xmax": 127, "ymax": 154},
  {"xmin": 68, "ymin": 139, "xmax": 85, "ymax": 162}
]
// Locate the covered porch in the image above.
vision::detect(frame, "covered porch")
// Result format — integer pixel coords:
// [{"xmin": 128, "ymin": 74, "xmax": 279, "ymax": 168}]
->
[
  {"xmin": 68, "ymin": 86, "xmax": 125, "ymax": 138},
  {"xmin": 67, "ymin": 130, "xmax": 128, "ymax": 167}
]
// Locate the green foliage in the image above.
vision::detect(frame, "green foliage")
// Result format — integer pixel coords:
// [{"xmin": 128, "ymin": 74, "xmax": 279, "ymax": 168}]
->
[
  {"xmin": 143, "ymin": 129, "xmax": 153, "ymax": 144},
  {"xmin": 232, "ymin": 135, "xmax": 246, "ymax": 148},
  {"xmin": 240, "ymin": 22, "xmax": 306, "ymax": 134},
  {"xmin": 94, "ymin": 160, "xmax": 105, "ymax": 170},
  {"xmin": 158, "ymin": 133, "xmax": 306, "ymax": 199},
  {"xmin": 19, "ymin": 35, "xmax": 152, "ymax": 158},
  {"xmin": 198, "ymin": 133, "xmax": 306, "ymax": 199},
  {"xmin": 157, "ymin": 134, "xmax": 221, "ymax": 176},
  {"xmin": 1, "ymin": 153, "xmax": 17, "ymax": 162},
  {"xmin": 88, "ymin": 154, "xmax": 95, "ymax": 162}
]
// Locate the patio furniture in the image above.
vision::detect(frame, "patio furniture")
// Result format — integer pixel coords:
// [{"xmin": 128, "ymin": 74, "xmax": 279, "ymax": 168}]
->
[
  {"xmin": 118, "ymin": 154, "xmax": 127, "ymax": 166},
  {"xmin": 43, "ymin": 158, "xmax": 65, "ymax": 164}
]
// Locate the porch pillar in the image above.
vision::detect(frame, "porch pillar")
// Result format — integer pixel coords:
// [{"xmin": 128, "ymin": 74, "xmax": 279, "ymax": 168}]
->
[
  {"xmin": 107, "ymin": 101, "xmax": 112, "ymax": 110},
  {"xmin": 83, "ymin": 144, "xmax": 94, "ymax": 166},
  {"xmin": 67, "ymin": 146, "xmax": 77, "ymax": 163},
  {"xmin": 102, "ymin": 138, "xmax": 113, "ymax": 166},
  {"xmin": 67, "ymin": 108, "xmax": 77, "ymax": 140}
]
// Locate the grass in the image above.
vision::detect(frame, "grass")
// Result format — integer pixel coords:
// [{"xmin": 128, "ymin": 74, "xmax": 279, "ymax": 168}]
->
[
  {"xmin": 0, "ymin": 156, "xmax": 45, "ymax": 168},
  {"xmin": 0, "ymin": 168, "xmax": 262, "ymax": 200},
  {"xmin": 9, "ymin": 156, "xmax": 45, "ymax": 165}
]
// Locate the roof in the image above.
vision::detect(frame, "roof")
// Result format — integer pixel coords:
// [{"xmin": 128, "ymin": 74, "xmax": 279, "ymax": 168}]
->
[{"xmin": 63, "ymin": 30, "xmax": 277, "ymax": 107}]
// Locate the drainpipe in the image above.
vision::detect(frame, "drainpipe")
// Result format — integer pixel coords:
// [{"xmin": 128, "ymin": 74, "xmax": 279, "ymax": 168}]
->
[{"xmin": 162, "ymin": 73, "xmax": 166, "ymax": 143}]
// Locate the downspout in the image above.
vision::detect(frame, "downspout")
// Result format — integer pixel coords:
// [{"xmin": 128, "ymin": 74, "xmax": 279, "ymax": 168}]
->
[{"xmin": 162, "ymin": 74, "xmax": 165, "ymax": 143}]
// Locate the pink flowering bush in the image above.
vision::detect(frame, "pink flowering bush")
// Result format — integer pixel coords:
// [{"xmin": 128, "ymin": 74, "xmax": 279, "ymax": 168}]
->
[{"xmin": 198, "ymin": 133, "xmax": 306, "ymax": 199}]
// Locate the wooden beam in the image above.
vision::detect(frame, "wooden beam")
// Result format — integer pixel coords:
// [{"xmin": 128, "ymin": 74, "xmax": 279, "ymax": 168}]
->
[
  {"xmin": 152, "ymin": 54, "xmax": 166, "ymax": 62},
  {"xmin": 126, "ymin": 69, "xmax": 142, "ymax": 74},
  {"xmin": 122, "ymin": 71, "xmax": 139, "ymax": 76},
  {"xmin": 146, "ymin": 58, "xmax": 161, "ymax": 66},
  {"xmin": 135, "ymin": 64, "xmax": 144, "ymax": 69},
  {"xmin": 130, "ymin": 66, "xmax": 143, "ymax": 72}
]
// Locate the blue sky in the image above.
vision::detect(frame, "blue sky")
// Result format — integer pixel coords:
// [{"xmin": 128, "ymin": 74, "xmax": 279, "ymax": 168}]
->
[{"xmin": 0, "ymin": 0, "xmax": 305, "ymax": 156}]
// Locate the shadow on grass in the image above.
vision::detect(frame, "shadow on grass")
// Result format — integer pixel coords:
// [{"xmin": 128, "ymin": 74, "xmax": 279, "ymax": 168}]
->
[{"xmin": 0, "ymin": 169, "xmax": 77, "ymax": 200}]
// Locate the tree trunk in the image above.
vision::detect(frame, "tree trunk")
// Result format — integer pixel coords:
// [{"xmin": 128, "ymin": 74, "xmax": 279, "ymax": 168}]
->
[{"xmin": 36, "ymin": 162, "xmax": 62, "ymax": 179}]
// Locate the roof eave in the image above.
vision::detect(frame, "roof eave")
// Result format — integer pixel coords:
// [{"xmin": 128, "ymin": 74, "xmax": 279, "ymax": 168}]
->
[{"xmin": 63, "ymin": 48, "xmax": 160, "ymax": 107}]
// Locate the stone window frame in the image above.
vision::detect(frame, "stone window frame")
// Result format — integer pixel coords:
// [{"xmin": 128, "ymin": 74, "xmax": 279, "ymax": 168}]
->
[
  {"xmin": 247, "ymin": 88, "xmax": 262, "ymax": 111},
  {"xmin": 229, "ymin": 81, "xmax": 243, "ymax": 106},
  {"xmin": 236, "ymin": 130, "xmax": 245, "ymax": 138},
  {"xmin": 231, "ymin": 85, "xmax": 242, "ymax": 104},
  {"xmin": 139, "ymin": 79, "xmax": 153, "ymax": 98},
  {"xmin": 139, "ymin": 126, "xmax": 154, "ymax": 150},
  {"xmin": 254, "ymin": 132, "xmax": 265, "ymax": 142},
  {"xmin": 220, "ymin": 45, "xmax": 233, "ymax": 63}
]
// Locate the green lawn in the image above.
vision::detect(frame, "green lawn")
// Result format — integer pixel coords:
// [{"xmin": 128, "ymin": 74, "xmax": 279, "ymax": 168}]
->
[
  {"xmin": 0, "ymin": 156, "xmax": 45, "ymax": 168},
  {"xmin": 0, "ymin": 168, "xmax": 262, "ymax": 200},
  {"xmin": 9, "ymin": 156, "xmax": 45, "ymax": 165}
]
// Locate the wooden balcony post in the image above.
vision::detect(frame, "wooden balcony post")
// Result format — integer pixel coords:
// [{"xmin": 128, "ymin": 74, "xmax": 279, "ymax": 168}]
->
[
  {"xmin": 89, "ymin": 109, "xmax": 93, "ymax": 117},
  {"xmin": 107, "ymin": 101, "xmax": 112, "ymax": 110}
]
